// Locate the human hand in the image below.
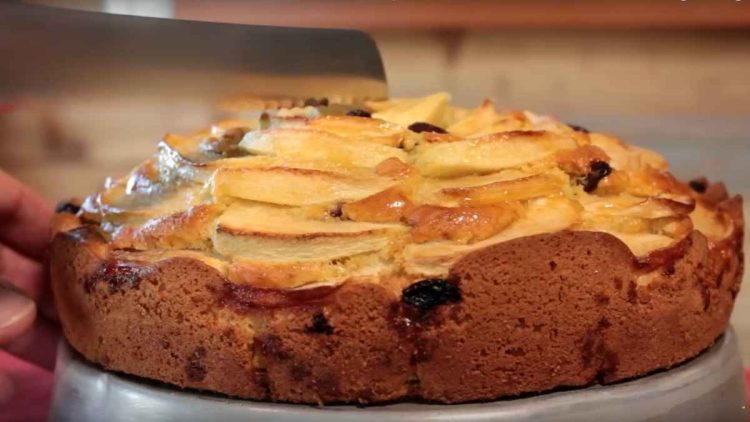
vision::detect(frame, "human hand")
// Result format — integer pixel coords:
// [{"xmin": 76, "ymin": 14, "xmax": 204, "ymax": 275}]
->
[{"xmin": 0, "ymin": 170, "xmax": 59, "ymax": 407}]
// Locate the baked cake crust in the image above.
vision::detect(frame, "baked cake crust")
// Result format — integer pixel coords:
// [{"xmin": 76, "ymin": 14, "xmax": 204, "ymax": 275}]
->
[
  {"xmin": 49, "ymin": 94, "xmax": 744, "ymax": 404},
  {"xmin": 50, "ymin": 193, "xmax": 742, "ymax": 404}
]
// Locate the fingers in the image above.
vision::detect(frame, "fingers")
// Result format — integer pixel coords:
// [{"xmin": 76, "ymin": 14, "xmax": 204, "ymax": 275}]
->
[
  {"xmin": 0, "ymin": 171, "xmax": 54, "ymax": 262},
  {"xmin": 4, "ymin": 316, "xmax": 60, "ymax": 371},
  {"xmin": 0, "ymin": 280, "xmax": 59, "ymax": 370},
  {"xmin": 0, "ymin": 248, "xmax": 58, "ymax": 323},
  {"xmin": 0, "ymin": 247, "xmax": 45, "ymax": 300},
  {"xmin": 0, "ymin": 281, "xmax": 37, "ymax": 346}
]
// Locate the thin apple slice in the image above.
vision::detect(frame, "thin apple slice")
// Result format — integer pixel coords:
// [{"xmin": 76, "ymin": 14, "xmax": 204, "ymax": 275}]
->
[
  {"xmin": 625, "ymin": 167, "xmax": 692, "ymax": 200},
  {"xmin": 599, "ymin": 232, "xmax": 676, "ymax": 258},
  {"xmin": 211, "ymin": 166, "xmax": 394, "ymax": 206},
  {"xmin": 213, "ymin": 204, "xmax": 406, "ymax": 262},
  {"xmin": 409, "ymin": 169, "xmax": 534, "ymax": 205},
  {"xmin": 227, "ymin": 251, "xmax": 388, "ymax": 289},
  {"xmin": 691, "ymin": 202, "xmax": 733, "ymax": 240},
  {"xmin": 98, "ymin": 184, "xmax": 203, "ymax": 227},
  {"xmin": 307, "ymin": 116, "xmax": 408, "ymax": 147},
  {"xmin": 446, "ymin": 100, "xmax": 527, "ymax": 138},
  {"xmin": 589, "ymin": 133, "xmax": 667, "ymax": 172},
  {"xmin": 442, "ymin": 170, "xmax": 569, "ymax": 204},
  {"xmin": 576, "ymin": 194, "xmax": 695, "ymax": 241},
  {"xmin": 413, "ymin": 130, "xmax": 578, "ymax": 177},
  {"xmin": 239, "ymin": 127, "xmax": 407, "ymax": 168},
  {"xmin": 579, "ymin": 195, "xmax": 694, "ymax": 220},
  {"xmin": 371, "ymin": 92, "xmax": 452, "ymax": 127},
  {"xmin": 111, "ymin": 204, "xmax": 223, "ymax": 251}
]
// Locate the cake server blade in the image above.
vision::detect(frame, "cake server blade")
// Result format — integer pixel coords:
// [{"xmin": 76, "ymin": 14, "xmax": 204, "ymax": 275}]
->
[{"xmin": 0, "ymin": 3, "xmax": 388, "ymax": 108}]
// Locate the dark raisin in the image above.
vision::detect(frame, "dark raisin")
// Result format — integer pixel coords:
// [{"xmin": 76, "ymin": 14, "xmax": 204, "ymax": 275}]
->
[
  {"xmin": 308, "ymin": 311, "xmax": 334, "ymax": 335},
  {"xmin": 689, "ymin": 178, "xmax": 708, "ymax": 193},
  {"xmin": 221, "ymin": 127, "xmax": 247, "ymax": 144},
  {"xmin": 328, "ymin": 203, "xmax": 343, "ymax": 218},
  {"xmin": 402, "ymin": 278, "xmax": 461, "ymax": 310},
  {"xmin": 568, "ymin": 123, "xmax": 590, "ymax": 133},
  {"xmin": 346, "ymin": 109, "xmax": 372, "ymax": 118},
  {"xmin": 55, "ymin": 201, "xmax": 80, "ymax": 214},
  {"xmin": 199, "ymin": 127, "xmax": 247, "ymax": 157},
  {"xmin": 304, "ymin": 97, "xmax": 329, "ymax": 107},
  {"xmin": 329, "ymin": 257, "xmax": 348, "ymax": 266},
  {"xmin": 84, "ymin": 260, "xmax": 149, "ymax": 294},
  {"xmin": 581, "ymin": 160, "xmax": 612, "ymax": 193},
  {"xmin": 257, "ymin": 334, "xmax": 290, "ymax": 360},
  {"xmin": 505, "ymin": 347, "xmax": 526, "ymax": 357},
  {"xmin": 408, "ymin": 122, "xmax": 448, "ymax": 134},
  {"xmin": 259, "ymin": 112, "xmax": 271, "ymax": 130},
  {"xmin": 185, "ymin": 346, "xmax": 207, "ymax": 382}
]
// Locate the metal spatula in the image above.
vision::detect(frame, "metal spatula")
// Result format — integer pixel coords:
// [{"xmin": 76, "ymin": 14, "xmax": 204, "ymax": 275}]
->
[{"xmin": 0, "ymin": 3, "xmax": 388, "ymax": 108}]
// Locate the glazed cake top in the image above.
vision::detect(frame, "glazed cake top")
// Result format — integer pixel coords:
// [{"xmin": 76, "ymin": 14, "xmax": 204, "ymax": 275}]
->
[{"xmin": 76, "ymin": 93, "xmax": 735, "ymax": 289}]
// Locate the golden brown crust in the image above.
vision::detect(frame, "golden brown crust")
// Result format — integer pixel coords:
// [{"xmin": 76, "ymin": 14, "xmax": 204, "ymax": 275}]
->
[{"xmin": 50, "ymin": 192, "xmax": 743, "ymax": 404}]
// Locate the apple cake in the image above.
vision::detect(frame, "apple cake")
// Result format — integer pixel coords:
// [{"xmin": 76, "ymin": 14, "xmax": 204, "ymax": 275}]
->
[{"xmin": 50, "ymin": 93, "xmax": 744, "ymax": 404}]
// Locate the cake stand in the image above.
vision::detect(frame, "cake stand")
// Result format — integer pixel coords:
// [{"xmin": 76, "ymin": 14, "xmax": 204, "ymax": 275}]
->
[{"xmin": 50, "ymin": 328, "xmax": 747, "ymax": 422}]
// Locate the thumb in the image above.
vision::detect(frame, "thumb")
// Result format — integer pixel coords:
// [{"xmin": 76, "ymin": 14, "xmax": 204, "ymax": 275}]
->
[{"xmin": 0, "ymin": 280, "xmax": 36, "ymax": 346}]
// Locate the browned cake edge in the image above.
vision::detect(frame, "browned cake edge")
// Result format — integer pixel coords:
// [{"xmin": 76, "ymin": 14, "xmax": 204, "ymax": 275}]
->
[{"xmin": 49, "ymin": 195, "xmax": 744, "ymax": 404}]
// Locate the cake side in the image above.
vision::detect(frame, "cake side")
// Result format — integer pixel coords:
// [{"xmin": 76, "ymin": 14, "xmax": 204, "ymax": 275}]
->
[{"xmin": 50, "ymin": 192, "xmax": 742, "ymax": 403}]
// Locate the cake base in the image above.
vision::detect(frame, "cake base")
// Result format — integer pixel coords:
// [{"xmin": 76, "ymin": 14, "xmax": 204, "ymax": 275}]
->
[{"xmin": 50, "ymin": 328, "xmax": 747, "ymax": 422}]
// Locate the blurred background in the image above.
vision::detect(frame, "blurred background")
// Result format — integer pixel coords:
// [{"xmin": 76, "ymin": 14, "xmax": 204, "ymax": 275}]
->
[{"xmin": 1, "ymin": 0, "xmax": 749, "ymax": 355}]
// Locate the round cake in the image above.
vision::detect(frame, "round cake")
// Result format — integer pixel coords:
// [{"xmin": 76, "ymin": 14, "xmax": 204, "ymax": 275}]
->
[{"xmin": 50, "ymin": 93, "xmax": 744, "ymax": 404}]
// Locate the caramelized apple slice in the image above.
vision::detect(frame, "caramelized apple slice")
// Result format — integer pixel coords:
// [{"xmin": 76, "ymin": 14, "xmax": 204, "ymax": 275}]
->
[
  {"xmin": 213, "ymin": 204, "xmax": 406, "ymax": 262},
  {"xmin": 626, "ymin": 167, "xmax": 692, "ymax": 199},
  {"xmin": 403, "ymin": 196, "xmax": 581, "ymax": 275},
  {"xmin": 554, "ymin": 145, "xmax": 610, "ymax": 176},
  {"xmin": 413, "ymin": 130, "xmax": 578, "ymax": 177},
  {"xmin": 342, "ymin": 187, "xmax": 413, "ymax": 223},
  {"xmin": 211, "ymin": 167, "xmax": 394, "ymax": 206},
  {"xmin": 239, "ymin": 127, "xmax": 407, "ymax": 168},
  {"xmin": 404, "ymin": 203, "xmax": 520, "ymax": 244},
  {"xmin": 375, "ymin": 157, "xmax": 413, "ymax": 179}
]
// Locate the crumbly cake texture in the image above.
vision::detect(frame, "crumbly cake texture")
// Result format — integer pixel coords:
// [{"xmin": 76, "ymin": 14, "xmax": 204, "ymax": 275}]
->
[{"xmin": 50, "ymin": 93, "xmax": 744, "ymax": 404}]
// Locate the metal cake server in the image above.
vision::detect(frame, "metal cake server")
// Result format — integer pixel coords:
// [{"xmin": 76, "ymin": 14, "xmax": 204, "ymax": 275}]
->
[{"xmin": 0, "ymin": 2, "xmax": 388, "ymax": 108}]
